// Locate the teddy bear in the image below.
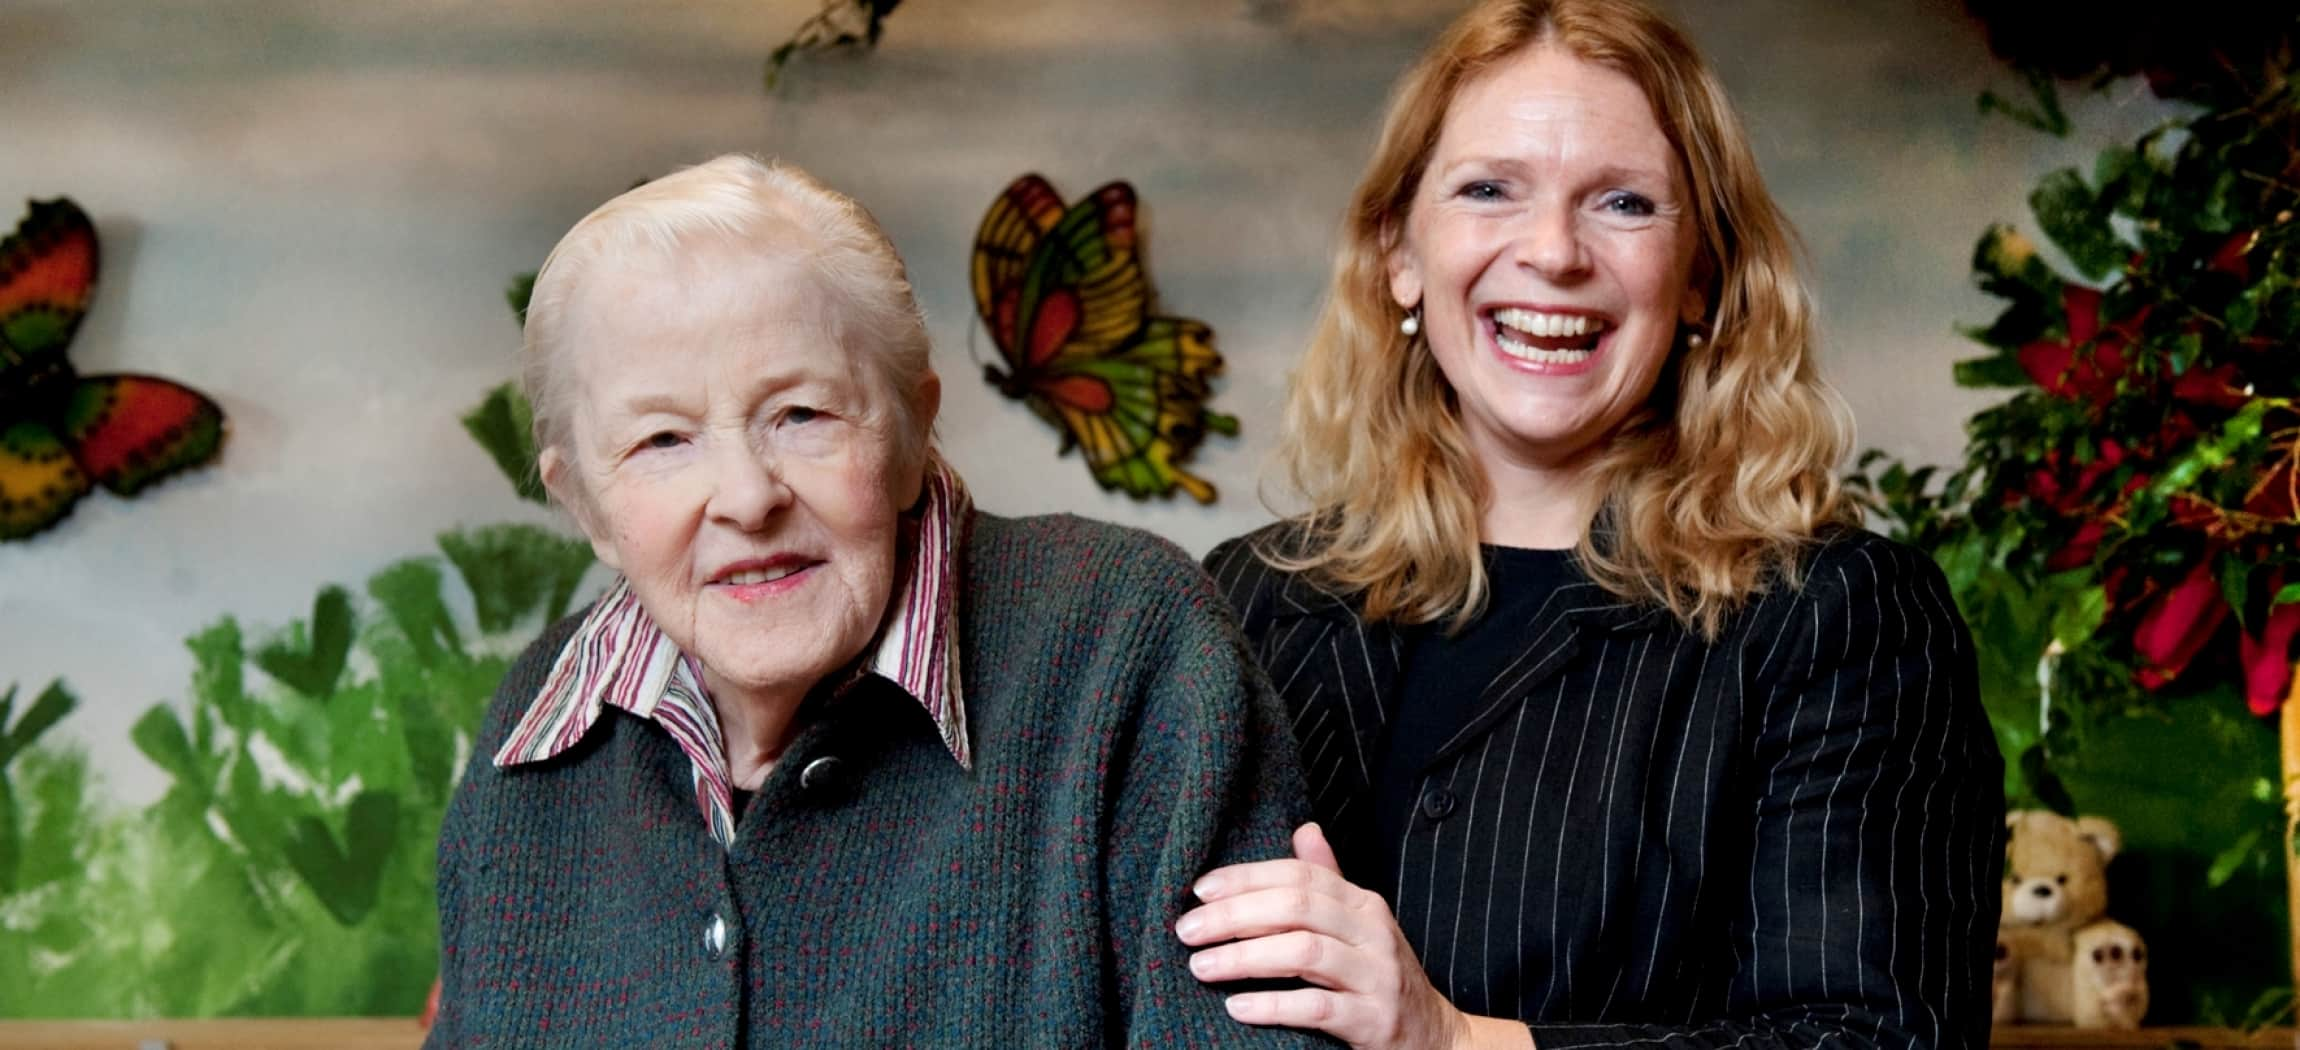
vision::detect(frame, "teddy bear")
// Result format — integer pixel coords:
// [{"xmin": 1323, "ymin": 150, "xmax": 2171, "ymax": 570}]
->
[{"xmin": 1992, "ymin": 810, "xmax": 2148, "ymax": 1029}]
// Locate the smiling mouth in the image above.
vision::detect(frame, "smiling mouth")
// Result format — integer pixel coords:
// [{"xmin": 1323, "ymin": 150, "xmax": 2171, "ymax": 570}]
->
[
  {"xmin": 1490, "ymin": 307, "xmax": 1609, "ymax": 365},
  {"xmin": 720, "ymin": 565, "xmax": 805, "ymax": 586},
  {"xmin": 709, "ymin": 558, "xmax": 819, "ymax": 589}
]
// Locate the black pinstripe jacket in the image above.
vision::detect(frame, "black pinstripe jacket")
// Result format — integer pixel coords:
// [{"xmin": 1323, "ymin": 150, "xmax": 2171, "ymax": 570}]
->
[{"xmin": 1205, "ymin": 525, "xmax": 2004, "ymax": 1050}]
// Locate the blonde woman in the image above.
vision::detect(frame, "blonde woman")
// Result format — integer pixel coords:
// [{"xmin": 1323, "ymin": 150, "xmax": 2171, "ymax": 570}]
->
[{"xmin": 1182, "ymin": 1, "xmax": 2003, "ymax": 1047}]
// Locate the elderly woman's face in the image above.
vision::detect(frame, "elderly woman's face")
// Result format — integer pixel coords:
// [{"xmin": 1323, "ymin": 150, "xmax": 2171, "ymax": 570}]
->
[
  {"xmin": 1389, "ymin": 43, "xmax": 1705, "ymax": 474},
  {"xmin": 548, "ymin": 240, "xmax": 925, "ymax": 704}
]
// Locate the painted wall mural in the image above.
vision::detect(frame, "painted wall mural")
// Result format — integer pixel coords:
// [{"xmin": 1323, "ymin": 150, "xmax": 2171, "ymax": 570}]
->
[{"xmin": 970, "ymin": 175, "xmax": 1238, "ymax": 503}]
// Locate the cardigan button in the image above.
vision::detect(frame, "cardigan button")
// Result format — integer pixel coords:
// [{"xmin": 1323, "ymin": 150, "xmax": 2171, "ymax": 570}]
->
[
  {"xmin": 800, "ymin": 756, "xmax": 846, "ymax": 793},
  {"xmin": 704, "ymin": 913, "xmax": 728, "ymax": 959},
  {"xmin": 1419, "ymin": 786, "xmax": 1457, "ymax": 821}
]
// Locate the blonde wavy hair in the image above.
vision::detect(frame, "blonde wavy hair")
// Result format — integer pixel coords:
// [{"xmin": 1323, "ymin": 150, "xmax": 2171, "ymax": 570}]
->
[{"xmin": 1269, "ymin": 0, "xmax": 1857, "ymax": 640}]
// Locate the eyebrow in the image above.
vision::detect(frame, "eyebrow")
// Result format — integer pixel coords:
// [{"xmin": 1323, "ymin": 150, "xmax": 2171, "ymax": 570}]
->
[{"xmin": 1436, "ymin": 156, "xmax": 1675, "ymax": 189}]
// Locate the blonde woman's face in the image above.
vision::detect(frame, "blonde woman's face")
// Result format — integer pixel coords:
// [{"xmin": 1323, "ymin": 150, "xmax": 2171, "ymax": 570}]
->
[
  {"xmin": 1388, "ymin": 43, "xmax": 1705, "ymax": 477},
  {"xmin": 542, "ymin": 241, "xmax": 929, "ymax": 707}
]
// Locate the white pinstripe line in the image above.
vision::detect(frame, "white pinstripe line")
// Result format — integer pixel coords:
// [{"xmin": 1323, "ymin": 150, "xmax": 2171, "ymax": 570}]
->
[
  {"xmin": 1544, "ymin": 635, "xmax": 1614, "ymax": 1012},
  {"xmin": 1517, "ymin": 646, "xmax": 1573, "ymax": 1014},
  {"xmin": 1487, "ymin": 700, "xmax": 1533, "ymax": 1013},
  {"xmin": 1631, "ymin": 635, "xmax": 1694, "ymax": 1007},
  {"xmin": 1447, "ymin": 733, "xmax": 1497, "ymax": 1003}
]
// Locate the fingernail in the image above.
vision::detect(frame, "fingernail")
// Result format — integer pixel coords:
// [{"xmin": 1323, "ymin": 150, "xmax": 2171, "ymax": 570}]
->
[
  {"xmin": 1225, "ymin": 993, "xmax": 1258, "ymax": 1018},
  {"xmin": 1189, "ymin": 951, "xmax": 1213, "ymax": 977},
  {"xmin": 1174, "ymin": 913, "xmax": 1202, "ymax": 941},
  {"xmin": 1193, "ymin": 874, "xmax": 1225, "ymax": 900}
]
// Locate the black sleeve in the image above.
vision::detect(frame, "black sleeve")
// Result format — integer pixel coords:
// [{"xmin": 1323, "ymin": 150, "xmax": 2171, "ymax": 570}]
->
[{"xmin": 1530, "ymin": 539, "xmax": 2005, "ymax": 1050}]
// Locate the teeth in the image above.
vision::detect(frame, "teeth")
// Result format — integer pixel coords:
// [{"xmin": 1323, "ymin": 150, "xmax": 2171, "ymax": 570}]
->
[
  {"xmin": 724, "ymin": 565, "xmax": 800, "ymax": 586},
  {"xmin": 1495, "ymin": 330, "xmax": 1596, "ymax": 365},
  {"xmin": 1491, "ymin": 307, "xmax": 1604, "ymax": 340}
]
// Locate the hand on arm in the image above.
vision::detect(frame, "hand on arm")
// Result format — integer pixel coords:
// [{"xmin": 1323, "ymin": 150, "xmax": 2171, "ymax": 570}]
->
[{"xmin": 1179, "ymin": 823, "xmax": 1535, "ymax": 1050}]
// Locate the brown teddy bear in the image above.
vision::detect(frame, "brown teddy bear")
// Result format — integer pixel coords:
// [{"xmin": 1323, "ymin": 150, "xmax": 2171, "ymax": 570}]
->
[{"xmin": 1993, "ymin": 810, "xmax": 2148, "ymax": 1029}]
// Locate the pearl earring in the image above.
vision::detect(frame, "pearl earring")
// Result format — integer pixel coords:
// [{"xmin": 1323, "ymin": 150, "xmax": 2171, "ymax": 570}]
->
[
  {"xmin": 1686, "ymin": 331, "xmax": 1706, "ymax": 350},
  {"xmin": 1400, "ymin": 310, "xmax": 1421, "ymax": 337}
]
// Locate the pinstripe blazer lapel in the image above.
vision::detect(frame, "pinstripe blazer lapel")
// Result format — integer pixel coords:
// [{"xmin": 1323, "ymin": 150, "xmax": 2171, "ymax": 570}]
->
[
  {"xmin": 1419, "ymin": 582, "xmax": 1667, "ymax": 772},
  {"xmin": 1262, "ymin": 573, "xmax": 1401, "ymax": 836}
]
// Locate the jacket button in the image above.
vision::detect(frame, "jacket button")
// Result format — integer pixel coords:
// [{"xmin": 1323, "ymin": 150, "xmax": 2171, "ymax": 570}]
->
[
  {"xmin": 704, "ymin": 913, "xmax": 728, "ymax": 959},
  {"xmin": 1419, "ymin": 787, "xmax": 1457, "ymax": 821},
  {"xmin": 800, "ymin": 755, "xmax": 846, "ymax": 793}
]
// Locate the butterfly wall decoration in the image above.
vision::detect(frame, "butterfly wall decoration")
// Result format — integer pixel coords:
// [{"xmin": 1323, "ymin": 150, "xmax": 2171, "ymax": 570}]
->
[
  {"xmin": 0, "ymin": 198, "xmax": 227, "ymax": 541},
  {"xmin": 969, "ymin": 174, "xmax": 1238, "ymax": 504}
]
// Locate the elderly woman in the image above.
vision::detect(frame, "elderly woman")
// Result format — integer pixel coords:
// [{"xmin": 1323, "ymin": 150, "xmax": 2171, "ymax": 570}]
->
[
  {"xmin": 1183, "ymin": 1, "xmax": 2004, "ymax": 1048},
  {"xmin": 426, "ymin": 156, "xmax": 1322, "ymax": 1047}
]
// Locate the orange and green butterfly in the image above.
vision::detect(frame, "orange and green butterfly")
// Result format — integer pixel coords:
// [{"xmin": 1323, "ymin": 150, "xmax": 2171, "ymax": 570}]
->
[
  {"xmin": 0, "ymin": 198, "xmax": 226, "ymax": 540},
  {"xmin": 969, "ymin": 174, "xmax": 1237, "ymax": 504}
]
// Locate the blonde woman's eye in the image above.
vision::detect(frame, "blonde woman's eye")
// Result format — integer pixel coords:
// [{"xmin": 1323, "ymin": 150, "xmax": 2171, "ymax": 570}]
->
[{"xmin": 1604, "ymin": 191, "xmax": 1657, "ymax": 217}]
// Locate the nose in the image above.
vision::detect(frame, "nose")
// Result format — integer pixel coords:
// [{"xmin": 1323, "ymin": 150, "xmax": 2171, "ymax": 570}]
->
[
  {"xmin": 2029, "ymin": 884, "xmax": 2054, "ymax": 899},
  {"xmin": 704, "ymin": 439, "xmax": 789, "ymax": 531},
  {"xmin": 1514, "ymin": 198, "xmax": 1589, "ymax": 281}
]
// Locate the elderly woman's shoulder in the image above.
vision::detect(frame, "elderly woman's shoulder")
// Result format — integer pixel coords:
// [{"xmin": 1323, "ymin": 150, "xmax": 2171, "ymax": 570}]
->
[{"xmin": 967, "ymin": 511, "xmax": 1220, "ymax": 599}]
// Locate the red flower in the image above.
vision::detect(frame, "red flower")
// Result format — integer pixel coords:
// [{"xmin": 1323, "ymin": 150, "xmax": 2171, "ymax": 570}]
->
[
  {"xmin": 2015, "ymin": 281, "xmax": 2249, "ymax": 410},
  {"xmin": 2046, "ymin": 518, "xmax": 2108, "ymax": 572},
  {"xmin": 2020, "ymin": 287, "xmax": 2131, "ymax": 401},
  {"xmin": 2208, "ymin": 230, "xmax": 2259, "ymax": 281},
  {"xmin": 2132, "ymin": 560, "xmax": 2231, "ymax": 689},
  {"xmin": 2241, "ymin": 593, "xmax": 2300, "ymax": 716}
]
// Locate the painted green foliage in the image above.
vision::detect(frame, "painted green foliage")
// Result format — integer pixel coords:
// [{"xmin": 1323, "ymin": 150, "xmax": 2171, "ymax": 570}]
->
[{"xmin": 0, "ymin": 524, "xmax": 594, "ymax": 1017}]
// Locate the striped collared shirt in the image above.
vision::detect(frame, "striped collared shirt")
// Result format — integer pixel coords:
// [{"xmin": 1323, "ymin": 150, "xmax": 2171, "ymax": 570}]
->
[{"xmin": 493, "ymin": 458, "xmax": 973, "ymax": 847}]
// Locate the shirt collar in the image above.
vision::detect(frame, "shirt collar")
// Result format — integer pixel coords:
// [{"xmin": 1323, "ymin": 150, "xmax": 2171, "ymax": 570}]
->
[{"xmin": 494, "ymin": 455, "xmax": 974, "ymax": 771}]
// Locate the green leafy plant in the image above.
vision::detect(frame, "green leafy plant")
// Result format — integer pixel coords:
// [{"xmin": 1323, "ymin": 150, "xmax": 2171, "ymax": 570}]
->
[{"xmin": 1857, "ymin": 12, "xmax": 2299, "ymax": 1021}]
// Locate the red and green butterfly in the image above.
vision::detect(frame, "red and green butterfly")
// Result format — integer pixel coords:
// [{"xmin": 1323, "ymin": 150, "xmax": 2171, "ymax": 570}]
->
[
  {"xmin": 970, "ymin": 174, "xmax": 1237, "ymax": 504},
  {"xmin": 0, "ymin": 198, "xmax": 226, "ymax": 540}
]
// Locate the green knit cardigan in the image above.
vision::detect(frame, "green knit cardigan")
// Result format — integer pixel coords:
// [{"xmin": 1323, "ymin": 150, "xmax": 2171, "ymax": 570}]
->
[{"xmin": 426, "ymin": 512, "xmax": 1333, "ymax": 1048}]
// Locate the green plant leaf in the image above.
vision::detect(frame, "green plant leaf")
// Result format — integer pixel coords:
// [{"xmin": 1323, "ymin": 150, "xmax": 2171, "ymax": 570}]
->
[
  {"xmin": 2206, "ymin": 827, "xmax": 2262, "ymax": 888},
  {"xmin": 0, "ymin": 680, "xmax": 74, "ymax": 762},
  {"xmin": 187, "ymin": 619, "xmax": 252, "ymax": 734},
  {"xmin": 1971, "ymin": 224, "xmax": 2062, "ymax": 302},
  {"xmin": 253, "ymin": 586, "xmax": 356, "ymax": 699},
  {"xmin": 1953, "ymin": 352, "xmax": 2032, "ymax": 389},
  {"xmin": 505, "ymin": 272, "xmax": 536, "ymax": 324},
  {"xmin": 366, "ymin": 559, "xmax": 464, "ymax": 666},
  {"xmin": 280, "ymin": 789, "xmax": 399, "ymax": 926},
  {"xmin": 1978, "ymin": 68, "xmax": 2071, "ymax": 137},
  {"xmin": 2050, "ymin": 583, "xmax": 2109, "ymax": 649},
  {"xmin": 131, "ymin": 705, "xmax": 204, "ymax": 787},
  {"xmin": 2029, "ymin": 168, "xmax": 2126, "ymax": 281},
  {"xmin": 2220, "ymin": 556, "xmax": 2253, "ymax": 630},
  {"xmin": 460, "ymin": 382, "xmax": 546, "ymax": 505},
  {"xmin": 2275, "ymin": 583, "xmax": 2300, "ymax": 607},
  {"xmin": 439, "ymin": 524, "xmax": 595, "ymax": 633}
]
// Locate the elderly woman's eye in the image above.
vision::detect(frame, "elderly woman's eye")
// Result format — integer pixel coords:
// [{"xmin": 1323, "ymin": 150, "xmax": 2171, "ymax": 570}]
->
[
  {"xmin": 783, "ymin": 406, "xmax": 822, "ymax": 425},
  {"xmin": 643, "ymin": 431, "xmax": 684, "ymax": 450},
  {"xmin": 1604, "ymin": 191, "xmax": 1657, "ymax": 217},
  {"xmin": 1459, "ymin": 180, "xmax": 1505, "ymax": 202}
]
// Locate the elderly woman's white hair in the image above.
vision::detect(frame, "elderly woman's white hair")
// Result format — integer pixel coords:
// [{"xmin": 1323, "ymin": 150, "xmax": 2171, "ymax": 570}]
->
[{"xmin": 520, "ymin": 154, "xmax": 936, "ymax": 480}]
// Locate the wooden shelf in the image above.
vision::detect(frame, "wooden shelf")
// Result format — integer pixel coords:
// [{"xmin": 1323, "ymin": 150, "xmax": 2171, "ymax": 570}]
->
[
  {"xmin": 0, "ymin": 1018, "xmax": 423, "ymax": 1049},
  {"xmin": 1992, "ymin": 1027, "xmax": 2296, "ymax": 1049}
]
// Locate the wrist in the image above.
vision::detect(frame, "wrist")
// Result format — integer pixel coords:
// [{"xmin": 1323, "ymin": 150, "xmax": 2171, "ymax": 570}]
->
[{"xmin": 1456, "ymin": 1013, "xmax": 1536, "ymax": 1050}]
